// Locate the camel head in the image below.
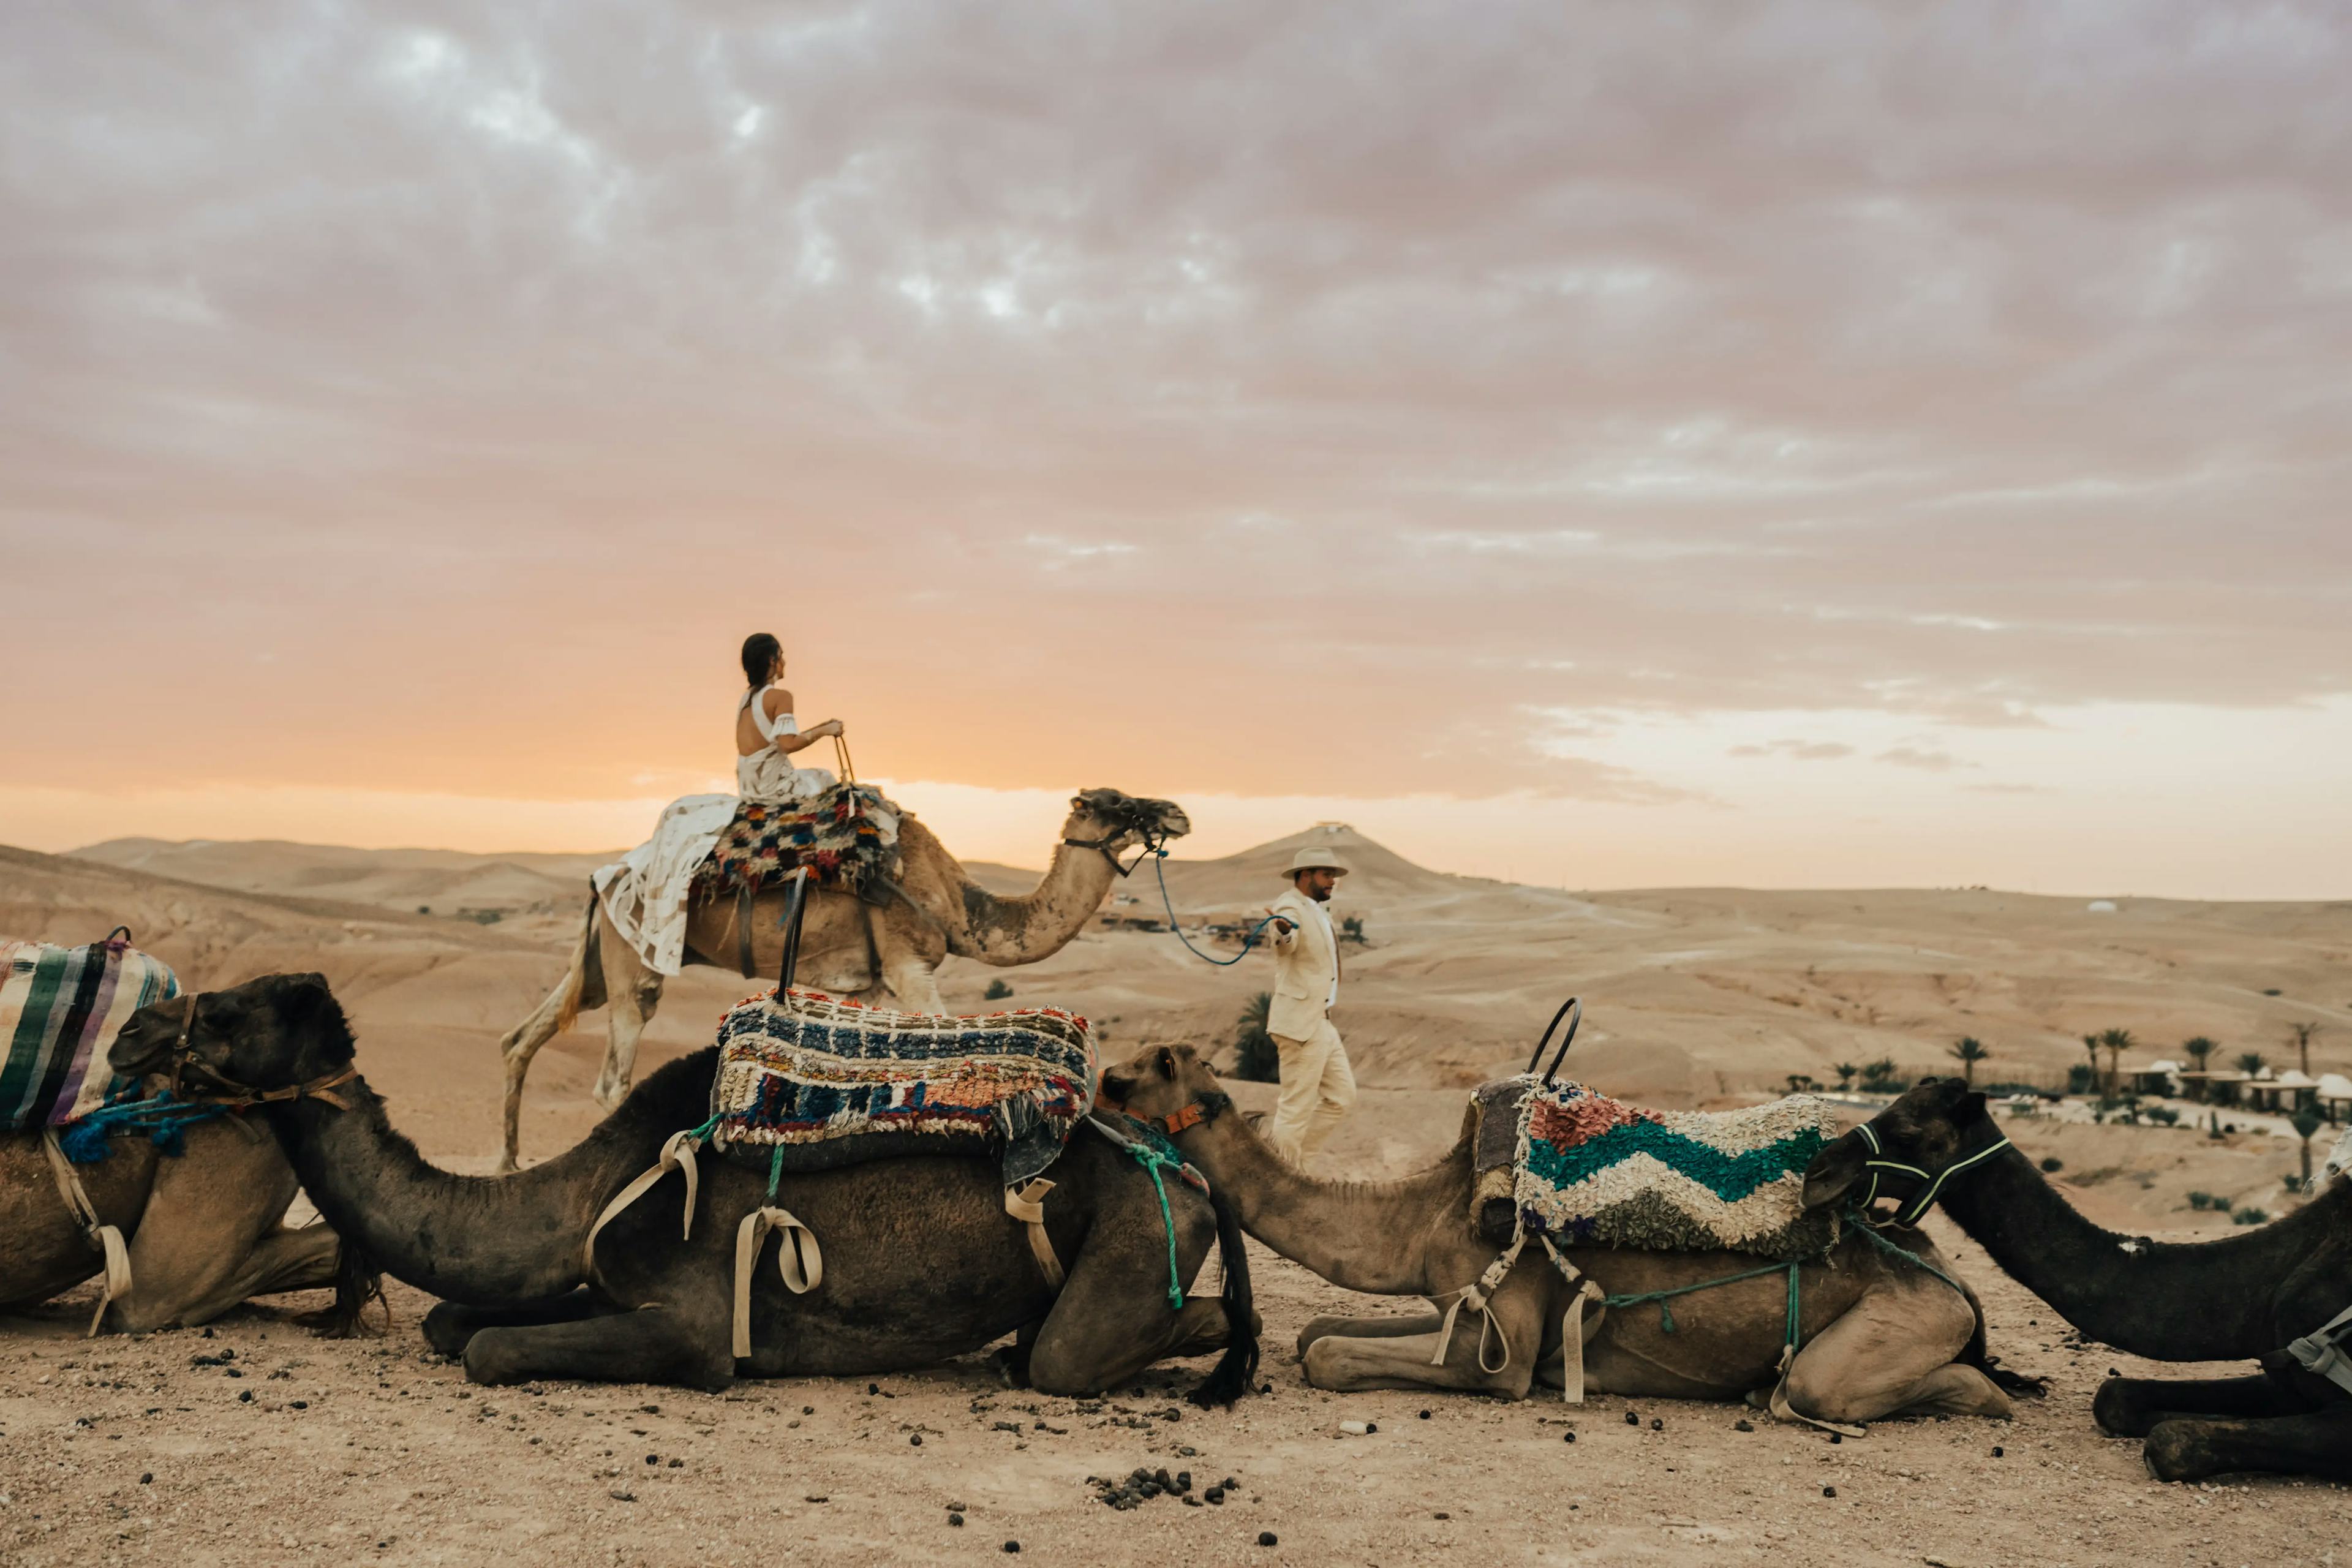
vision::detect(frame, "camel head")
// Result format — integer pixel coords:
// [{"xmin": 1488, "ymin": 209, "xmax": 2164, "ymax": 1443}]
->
[
  {"xmin": 1064, "ymin": 788, "xmax": 1193, "ymax": 862},
  {"xmin": 1801, "ymin": 1076, "xmax": 2007, "ymax": 1224},
  {"xmin": 109, "ymin": 971, "xmax": 357, "ymax": 1100},
  {"xmin": 1099, "ymin": 1040, "xmax": 1229, "ymax": 1133}
]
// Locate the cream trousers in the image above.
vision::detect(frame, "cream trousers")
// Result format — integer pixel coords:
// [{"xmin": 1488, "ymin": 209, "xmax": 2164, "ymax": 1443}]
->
[{"xmin": 1268, "ymin": 1016, "xmax": 1355, "ymax": 1166}]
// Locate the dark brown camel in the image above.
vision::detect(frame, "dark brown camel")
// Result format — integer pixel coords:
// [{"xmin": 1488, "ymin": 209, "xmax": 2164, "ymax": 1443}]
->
[
  {"xmin": 1803, "ymin": 1077, "xmax": 2352, "ymax": 1483},
  {"xmin": 116, "ymin": 972, "xmax": 1259, "ymax": 1402}
]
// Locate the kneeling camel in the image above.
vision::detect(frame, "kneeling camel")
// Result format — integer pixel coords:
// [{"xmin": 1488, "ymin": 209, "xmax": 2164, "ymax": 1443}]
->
[
  {"xmin": 1804, "ymin": 1077, "xmax": 2351, "ymax": 1482},
  {"xmin": 125, "ymin": 972, "xmax": 1259, "ymax": 1401},
  {"xmin": 2, "ymin": 997, "xmax": 363, "ymax": 1335},
  {"xmin": 1102, "ymin": 1043, "xmax": 2023, "ymax": 1424}
]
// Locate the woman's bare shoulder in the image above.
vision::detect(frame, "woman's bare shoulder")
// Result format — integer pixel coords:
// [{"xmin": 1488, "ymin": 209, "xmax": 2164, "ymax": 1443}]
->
[{"xmin": 763, "ymin": 687, "xmax": 797, "ymax": 717}]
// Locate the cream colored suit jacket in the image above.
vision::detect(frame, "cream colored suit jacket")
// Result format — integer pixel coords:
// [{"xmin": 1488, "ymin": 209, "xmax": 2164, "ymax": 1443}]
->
[{"xmin": 1264, "ymin": 886, "xmax": 1341, "ymax": 1041}]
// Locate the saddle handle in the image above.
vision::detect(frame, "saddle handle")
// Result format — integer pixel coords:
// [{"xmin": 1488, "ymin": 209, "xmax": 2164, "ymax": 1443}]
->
[
  {"xmin": 1526, "ymin": 996, "xmax": 1582, "ymax": 1086},
  {"xmin": 773, "ymin": 866, "xmax": 813, "ymax": 999}
]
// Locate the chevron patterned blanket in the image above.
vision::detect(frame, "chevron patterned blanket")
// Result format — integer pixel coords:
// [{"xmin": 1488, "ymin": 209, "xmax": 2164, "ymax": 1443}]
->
[
  {"xmin": 1471, "ymin": 1077, "xmax": 1841, "ymax": 1259},
  {"xmin": 707, "ymin": 989, "xmax": 1098, "ymax": 1187},
  {"xmin": 688, "ymin": 783, "xmax": 902, "ymax": 904},
  {"xmin": 2, "ymin": 936, "xmax": 181, "ymax": 1134}
]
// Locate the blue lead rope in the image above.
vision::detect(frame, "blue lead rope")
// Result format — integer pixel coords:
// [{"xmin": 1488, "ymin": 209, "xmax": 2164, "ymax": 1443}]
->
[
  {"xmin": 54, "ymin": 1092, "xmax": 230, "ymax": 1164},
  {"xmin": 1144, "ymin": 847, "xmax": 1287, "ymax": 967}
]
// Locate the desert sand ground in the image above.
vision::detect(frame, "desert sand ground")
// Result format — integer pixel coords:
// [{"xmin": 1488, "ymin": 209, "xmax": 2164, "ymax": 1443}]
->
[{"xmin": 4, "ymin": 830, "xmax": 2347, "ymax": 1566}]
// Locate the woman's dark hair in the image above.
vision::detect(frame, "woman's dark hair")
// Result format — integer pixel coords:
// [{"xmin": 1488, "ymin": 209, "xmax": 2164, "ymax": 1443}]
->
[{"xmin": 741, "ymin": 633, "xmax": 782, "ymax": 688}]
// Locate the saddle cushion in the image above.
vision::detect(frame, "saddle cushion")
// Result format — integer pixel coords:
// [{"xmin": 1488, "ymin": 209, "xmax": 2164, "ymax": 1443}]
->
[
  {"xmin": 707, "ymin": 989, "xmax": 1098, "ymax": 1187},
  {"xmin": 1, "ymin": 937, "xmax": 181, "ymax": 1134},
  {"xmin": 1474, "ymin": 1075, "xmax": 1840, "ymax": 1259},
  {"xmin": 690, "ymin": 783, "xmax": 903, "ymax": 904}
]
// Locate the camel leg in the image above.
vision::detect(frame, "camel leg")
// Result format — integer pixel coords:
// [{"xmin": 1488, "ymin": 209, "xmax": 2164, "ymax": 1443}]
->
[
  {"xmin": 1776, "ymin": 1276, "xmax": 2010, "ymax": 1425},
  {"xmin": 138, "ymin": 1224, "xmax": 342, "ymax": 1330},
  {"xmin": 1027, "ymin": 1292, "xmax": 1234, "ymax": 1397},
  {"xmin": 879, "ymin": 947, "xmax": 946, "ymax": 1014},
  {"xmin": 2095, "ymin": 1373, "xmax": 2304, "ymax": 1438},
  {"xmin": 1300, "ymin": 1287, "xmax": 1543, "ymax": 1399},
  {"xmin": 1295, "ymin": 1308, "xmax": 1442, "ymax": 1360},
  {"xmin": 104, "ymin": 1120, "xmax": 307, "ymax": 1332},
  {"xmin": 464, "ymin": 1302, "xmax": 732, "ymax": 1392},
  {"xmin": 590, "ymin": 935, "xmax": 663, "ymax": 1113},
  {"xmin": 497, "ymin": 902, "xmax": 607, "ymax": 1174},
  {"xmin": 423, "ymin": 1291, "xmax": 605, "ymax": 1357},
  {"xmin": 2144, "ymin": 1409, "xmax": 2352, "ymax": 1483}
]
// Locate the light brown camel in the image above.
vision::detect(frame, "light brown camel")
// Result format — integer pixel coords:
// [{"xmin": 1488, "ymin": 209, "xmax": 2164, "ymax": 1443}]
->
[
  {"xmin": 493, "ymin": 788, "xmax": 1189, "ymax": 1173},
  {"xmin": 1, "ymin": 998, "xmax": 361, "ymax": 1335},
  {"xmin": 1102, "ymin": 1043, "xmax": 2030, "ymax": 1425},
  {"xmin": 143, "ymin": 972, "xmax": 1258, "ymax": 1399}
]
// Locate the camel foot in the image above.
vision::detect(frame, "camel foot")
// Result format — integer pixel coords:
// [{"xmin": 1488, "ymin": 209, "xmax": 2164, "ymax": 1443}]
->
[
  {"xmin": 1295, "ymin": 1309, "xmax": 1442, "ymax": 1361},
  {"xmin": 426, "ymin": 1292, "xmax": 604, "ymax": 1359},
  {"xmin": 464, "ymin": 1302, "xmax": 731, "ymax": 1392}
]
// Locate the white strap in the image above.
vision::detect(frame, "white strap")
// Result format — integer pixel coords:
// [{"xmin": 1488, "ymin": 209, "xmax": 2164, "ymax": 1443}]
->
[
  {"xmin": 1431, "ymin": 1235, "xmax": 1526, "ymax": 1372},
  {"xmin": 582, "ymin": 1131, "xmax": 702, "ymax": 1278},
  {"xmin": 1005, "ymin": 1179, "xmax": 1065, "ymax": 1290},
  {"xmin": 1536, "ymin": 1237, "xmax": 1607, "ymax": 1404},
  {"xmin": 42, "ymin": 1131, "xmax": 132, "ymax": 1337},
  {"xmin": 2288, "ymin": 1301, "xmax": 2352, "ymax": 1398},
  {"xmin": 733, "ymin": 1205, "xmax": 822, "ymax": 1359}
]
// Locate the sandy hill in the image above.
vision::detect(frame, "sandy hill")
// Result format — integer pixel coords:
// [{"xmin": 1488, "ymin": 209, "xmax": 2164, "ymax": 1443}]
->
[{"xmin": 10, "ymin": 831, "xmax": 2346, "ymax": 1193}]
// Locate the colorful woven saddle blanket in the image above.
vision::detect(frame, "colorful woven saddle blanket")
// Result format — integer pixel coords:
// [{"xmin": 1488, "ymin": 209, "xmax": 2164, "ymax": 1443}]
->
[
  {"xmin": 688, "ymin": 783, "xmax": 902, "ymax": 905},
  {"xmin": 706, "ymin": 989, "xmax": 1098, "ymax": 1188},
  {"xmin": 2, "ymin": 935, "xmax": 181, "ymax": 1135},
  {"xmin": 1469, "ymin": 1076, "xmax": 1841, "ymax": 1259}
]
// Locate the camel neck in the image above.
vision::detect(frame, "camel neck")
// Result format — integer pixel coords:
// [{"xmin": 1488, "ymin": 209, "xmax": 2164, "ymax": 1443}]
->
[
  {"xmin": 1174, "ymin": 1110, "xmax": 1466, "ymax": 1295},
  {"xmin": 948, "ymin": 826, "xmax": 1117, "ymax": 963},
  {"xmin": 267, "ymin": 1067, "xmax": 690, "ymax": 1305},
  {"xmin": 1938, "ymin": 1143, "xmax": 2348, "ymax": 1360}
]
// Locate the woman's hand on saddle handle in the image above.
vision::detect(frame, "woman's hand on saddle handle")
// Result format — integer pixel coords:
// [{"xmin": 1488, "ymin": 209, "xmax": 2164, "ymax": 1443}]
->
[{"xmin": 809, "ymin": 718, "xmax": 844, "ymax": 741}]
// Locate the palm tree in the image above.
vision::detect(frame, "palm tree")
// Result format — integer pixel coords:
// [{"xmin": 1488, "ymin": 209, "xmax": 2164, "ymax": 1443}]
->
[
  {"xmin": 2293, "ymin": 1108, "xmax": 2324, "ymax": 1193},
  {"xmin": 2286, "ymin": 1020, "xmax": 2321, "ymax": 1077},
  {"xmin": 2236, "ymin": 1050, "xmax": 2267, "ymax": 1077},
  {"xmin": 1833, "ymin": 1062, "xmax": 1858, "ymax": 1091},
  {"xmin": 2097, "ymin": 1028, "xmax": 2135, "ymax": 1096},
  {"xmin": 1231, "ymin": 992, "xmax": 1279, "ymax": 1084},
  {"xmin": 2081, "ymin": 1033, "xmax": 2103, "ymax": 1093},
  {"xmin": 1948, "ymin": 1036, "xmax": 1990, "ymax": 1086},
  {"xmin": 2180, "ymin": 1036, "xmax": 2218, "ymax": 1102}
]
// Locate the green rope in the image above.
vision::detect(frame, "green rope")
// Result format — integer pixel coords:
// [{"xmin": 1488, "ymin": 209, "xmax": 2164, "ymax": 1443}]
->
[
  {"xmin": 1845, "ymin": 1215, "xmax": 1970, "ymax": 1300},
  {"xmin": 1114, "ymin": 1137, "xmax": 1189, "ymax": 1310},
  {"xmin": 767, "ymin": 1145, "xmax": 785, "ymax": 1200},
  {"xmin": 1600, "ymin": 1256, "xmax": 1803, "ymax": 1338}
]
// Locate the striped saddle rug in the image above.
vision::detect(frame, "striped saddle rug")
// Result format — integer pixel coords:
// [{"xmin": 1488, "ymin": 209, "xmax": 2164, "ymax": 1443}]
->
[
  {"xmin": 1470, "ymin": 1076, "xmax": 1841, "ymax": 1259},
  {"xmin": 706, "ymin": 989, "xmax": 1098, "ymax": 1188},
  {"xmin": 690, "ymin": 784, "xmax": 902, "ymax": 905},
  {"xmin": 2, "ymin": 934, "xmax": 181, "ymax": 1134}
]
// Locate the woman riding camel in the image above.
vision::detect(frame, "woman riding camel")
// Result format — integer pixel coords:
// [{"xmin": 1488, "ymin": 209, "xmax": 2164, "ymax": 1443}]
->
[{"xmin": 734, "ymin": 632, "xmax": 845, "ymax": 804}]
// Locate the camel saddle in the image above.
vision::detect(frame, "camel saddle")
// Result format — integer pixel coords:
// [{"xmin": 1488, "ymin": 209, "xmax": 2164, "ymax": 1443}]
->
[
  {"xmin": 2, "ymin": 933, "xmax": 181, "ymax": 1134},
  {"xmin": 705, "ymin": 988, "xmax": 1098, "ymax": 1189},
  {"xmin": 690, "ymin": 783, "xmax": 902, "ymax": 907},
  {"xmin": 1468, "ymin": 1076, "xmax": 1841, "ymax": 1259}
]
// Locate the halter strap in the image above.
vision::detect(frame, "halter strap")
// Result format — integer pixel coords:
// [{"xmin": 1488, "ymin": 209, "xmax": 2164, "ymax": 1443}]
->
[
  {"xmin": 160, "ymin": 992, "xmax": 361, "ymax": 1112},
  {"xmin": 1854, "ymin": 1120, "xmax": 2012, "ymax": 1227}
]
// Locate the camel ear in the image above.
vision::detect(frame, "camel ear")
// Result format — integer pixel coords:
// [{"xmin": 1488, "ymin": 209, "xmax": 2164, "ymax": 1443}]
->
[
  {"xmin": 1960, "ymin": 1090, "xmax": 1989, "ymax": 1123},
  {"xmin": 1155, "ymin": 1046, "xmax": 1177, "ymax": 1080},
  {"xmin": 1802, "ymin": 1132, "xmax": 1869, "ymax": 1210}
]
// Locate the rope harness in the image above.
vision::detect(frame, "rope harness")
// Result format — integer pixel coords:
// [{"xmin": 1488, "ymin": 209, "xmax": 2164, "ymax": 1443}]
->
[
  {"xmin": 1849, "ymin": 1120, "xmax": 2013, "ymax": 1228},
  {"xmin": 2288, "ymin": 1302, "xmax": 2352, "ymax": 1399}
]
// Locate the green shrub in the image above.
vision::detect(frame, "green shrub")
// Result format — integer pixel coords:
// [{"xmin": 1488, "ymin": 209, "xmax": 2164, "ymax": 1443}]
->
[
  {"xmin": 2233, "ymin": 1206, "xmax": 2269, "ymax": 1226},
  {"xmin": 982, "ymin": 978, "xmax": 1014, "ymax": 1001},
  {"xmin": 1232, "ymin": 992, "xmax": 1280, "ymax": 1084},
  {"xmin": 1858, "ymin": 1058, "xmax": 1906, "ymax": 1094},
  {"xmin": 2066, "ymin": 1064, "xmax": 2099, "ymax": 1095},
  {"xmin": 2146, "ymin": 1106, "xmax": 2179, "ymax": 1126},
  {"xmin": 2186, "ymin": 1191, "xmax": 2214, "ymax": 1210}
]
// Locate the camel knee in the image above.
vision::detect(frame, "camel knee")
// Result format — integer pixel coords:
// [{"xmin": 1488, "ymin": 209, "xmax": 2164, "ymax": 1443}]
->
[{"xmin": 2096, "ymin": 1376, "xmax": 2165, "ymax": 1438}]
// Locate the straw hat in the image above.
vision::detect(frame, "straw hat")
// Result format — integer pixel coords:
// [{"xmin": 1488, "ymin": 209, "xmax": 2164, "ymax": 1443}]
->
[{"xmin": 1280, "ymin": 846, "xmax": 1351, "ymax": 880}]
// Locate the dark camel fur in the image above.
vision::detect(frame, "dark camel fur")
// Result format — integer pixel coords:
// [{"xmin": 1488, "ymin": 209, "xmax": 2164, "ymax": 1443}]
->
[
  {"xmin": 118, "ymin": 973, "xmax": 1257, "ymax": 1402},
  {"xmin": 1804, "ymin": 1077, "xmax": 2352, "ymax": 1483}
]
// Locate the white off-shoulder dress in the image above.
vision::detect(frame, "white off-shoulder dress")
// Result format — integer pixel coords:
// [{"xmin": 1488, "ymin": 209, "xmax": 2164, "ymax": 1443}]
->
[{"xmin": 592, "ymin": 687, "xmax": 840, "ymax": 975}]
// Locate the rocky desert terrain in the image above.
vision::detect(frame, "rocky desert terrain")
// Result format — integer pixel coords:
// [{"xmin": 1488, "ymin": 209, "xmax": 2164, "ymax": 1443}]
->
[{"xmin": 4, "ymin": 826, "xmax": 2346, "ymax": 1566}]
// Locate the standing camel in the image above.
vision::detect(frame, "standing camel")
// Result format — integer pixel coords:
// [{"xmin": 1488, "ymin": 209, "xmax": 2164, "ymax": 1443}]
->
[
  {"xmin": 130, "ymin": 972, "xmax": 1257, "ymax": 1400},
  {"xmin": 2, "ymin": 997, "xmax": 363, "ymax": 1334},
  {"xmin": 494, "ymin": 788, "xmax": 1189, "ymax": 1172},
  {"xmin": 1801, "ymin": 1077, "xmax": 2352, "ymax": 1482},
  {"xmin": 1101, "ymin": 1043, "xmax": 2024, "ymax": 1423}
]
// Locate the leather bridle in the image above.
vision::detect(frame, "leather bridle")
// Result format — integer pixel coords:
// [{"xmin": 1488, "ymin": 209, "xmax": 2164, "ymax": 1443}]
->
[
  {"xmin": 1061, "ymin": 827, "xmax": 1161, "ymax": 878},
  {"xmin": 1850, "ymin": 1115, "xmax": 2011, "ymax": 1228},
  {"xmin": 158, "ymin": 992, "xmax": 361, "ymax": 1113},
  {"xmin": 1119, "ymin": 1090, "xmax": 1231, "ymax": 1139}
]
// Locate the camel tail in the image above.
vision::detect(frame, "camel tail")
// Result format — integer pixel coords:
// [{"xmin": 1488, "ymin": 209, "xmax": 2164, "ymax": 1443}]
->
[
  {"xmin": 1186, "ymin": 1184, "xmax": 1262, "ymax": 1409},
  {"xmin": 296, "ymin": 1237, "xmax": 388, "ymax": 1340},
  {"xmin": 553, "ymin": 894, "xmax": 601, "ymax": 1034}
]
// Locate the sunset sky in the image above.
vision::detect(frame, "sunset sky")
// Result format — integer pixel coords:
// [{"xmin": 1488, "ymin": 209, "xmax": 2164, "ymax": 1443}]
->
[{"xmin": 4, "ymin": 3, "xmax": 2348, "ymax": 896}]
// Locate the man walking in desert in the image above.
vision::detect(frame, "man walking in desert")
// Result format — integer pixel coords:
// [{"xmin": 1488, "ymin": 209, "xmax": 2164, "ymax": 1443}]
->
[{"xmin": 1261, "ymin": 846, "xmax": 1356, "ymax": 1165}]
